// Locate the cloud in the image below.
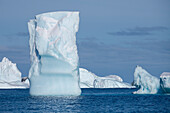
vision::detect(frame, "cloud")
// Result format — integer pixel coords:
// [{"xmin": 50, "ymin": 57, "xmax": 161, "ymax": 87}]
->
[
  {"xmin": 3, "ymin": 32, "xmax": 29, "ymax": 38},
  {"xmin": 77, "ymin": 37, "xmax": 97, "ymax": 43},
  {"xmin": 16, "ymin": 32, "xmax": 29, "ymax": 37},
  {"xmin": 0, "ymin": 46, "xmax": 30, "ymax": 64},
  {"xmin": 107, "ymin": 31, "xmax": 151, "ymax": 36},
  {"xmin": 77, "ymin": 37, "xmax": 170, "ymax": 69},
  {"xmin": 129, "ymin": 26, "xmax": 169, "ymax": 32},
  {"xmin": 108, "ymin": 26, "xmax": 169, "ymax": 36},
  {"xmin": 125, "ymin": 39, "xmax": 170, "ymax": 54}
]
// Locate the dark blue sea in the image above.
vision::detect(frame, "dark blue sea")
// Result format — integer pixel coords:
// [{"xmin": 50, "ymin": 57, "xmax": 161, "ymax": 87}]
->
[{"xmin": 0, "ymin": 88, "xmax": 169, "ymax": 113}]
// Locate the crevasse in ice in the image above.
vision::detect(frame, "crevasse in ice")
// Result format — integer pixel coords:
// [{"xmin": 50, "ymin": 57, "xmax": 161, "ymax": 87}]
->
[
  {"xmin": 160, "ymin": 72, "xmax": 170, "ymax": 93},
  {"xmin": 133, "ymin": 66, "xmax": 160, "ymax": 94},
  {"xmin": 28, "ymin": 11, "xmax": 81, "ymax": 96},
  {"xmin": 0, "ymin": 57, "xmax": 29, "ymax": 89},
  {"xmin": 79, "ymin": 68, "xmax": 134, "ymax": 88}
]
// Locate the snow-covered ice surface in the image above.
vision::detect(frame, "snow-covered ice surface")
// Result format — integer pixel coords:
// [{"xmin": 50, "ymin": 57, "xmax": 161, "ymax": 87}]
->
[
  {"xmin": 79, "ymin": 68, "xmax": 134, "ymax": 88},
  {"xmin": 160, "ymin": 72, "xmax": 170, "ymax": 93},
  {"xmin": 94, "ymin": 79, "xmax": 134, "ymax": 88},
  {"xmin": 0, "ymin": 57, "xmax": 29, "ymax": 89},
  {"xmin": 133, "ymin": 66, "xmax": 160, "ymax": 94},
  {"xmin": 105, "ymin": 75, "xmax": 123, "ymax": 82},
  {"xmin": 28, "ymin": 11, "xmax": 81, "ymax": 96}
]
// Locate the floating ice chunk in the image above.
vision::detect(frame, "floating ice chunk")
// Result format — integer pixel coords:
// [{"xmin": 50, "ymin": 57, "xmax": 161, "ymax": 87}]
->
[
  {"xmin": 0, "ymin": 57, "xmax": 29, "ymax": 89},
  {"xmin": 79, "ymin": 68, "xmax": 134, "ymax": 88},
  {"xmin": 133, "ymin": 66, "xmax": 160, "ymax": 94},
  {"xmin": 160, "ymin": 72, "xmax": 170, "ymax": 93},
  {"xmin": 28, "ymin": 11, "xmax": 81, "ymax": 96}
]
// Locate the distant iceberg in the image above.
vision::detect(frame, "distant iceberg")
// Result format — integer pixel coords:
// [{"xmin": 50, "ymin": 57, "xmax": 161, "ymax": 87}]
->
[
  {"xmin": 79, "ymin": 68, "xmax": 135, "ymax": 88},
  {"xmin": 28, "ymin": 11, "xmax": 81, "ymax": 96},
  {"xmin": 133, "ymin": 66, "xmax": 160, "ymax": 94},
  {"xmin": 79, "ymin": 68, "xmax": 97, "ymax": 88},
  {"xmin": 0, "ymin": 57, "xmax": 29, "ymax": 89},
  {"xmin": 160, "ymin": 72, "xmax": 170, "ymax": 93},
  {"xmin": 94, "ymin": 79, "xmax": 134, "ymax": 88}
]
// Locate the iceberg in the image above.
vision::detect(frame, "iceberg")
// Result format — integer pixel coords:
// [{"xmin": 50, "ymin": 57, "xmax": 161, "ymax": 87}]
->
[
  {"xmin": 28, "ymin": 12, "xmax": 81, "ymax": 96},
  {"xmin": 79, "ymin": 68, "xmax": 98, "ymax": 88},
  {"xmin": 79, "ymin": 68, "xmax": 134, "ymax": 88},
  {"xmin": 94, "ymin": 79, "xmax": 134, "ymax": 88},
  {"xmin": 0, "ymin": 57, "xmax": 29, "ymax": 89},
  {"xmin": 133, "ymin": 66, "xmax": 160, "ymax": 94},
  {"xmin": 160, "ymin": 72, "xmax": 170, "ymax": 93}
]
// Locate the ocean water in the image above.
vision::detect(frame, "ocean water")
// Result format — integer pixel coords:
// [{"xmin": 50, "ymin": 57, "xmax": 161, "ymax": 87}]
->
[{"xmin": 0, "ymin": 88, "xmax": 169, "ymax": 113}]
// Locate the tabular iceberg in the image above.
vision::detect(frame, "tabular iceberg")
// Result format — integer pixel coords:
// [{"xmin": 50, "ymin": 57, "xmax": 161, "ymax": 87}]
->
[
  {"xmin": 79, "ymin": 68, "xmax": 134, "ymax": 88},
  {"xmin": 0, "ymin": 57, "xmax": 29, "ymax": 89},
  {"xmin": 28, "ymin": 12, "xmax": 81, "ymax": 96},
  {"xmin": 133, "ymin": 66, "xmax": 160, "ymax": 94},
  {"xmin": 160, "ymin": 72, "xmax": 170, "ymax": 93}
]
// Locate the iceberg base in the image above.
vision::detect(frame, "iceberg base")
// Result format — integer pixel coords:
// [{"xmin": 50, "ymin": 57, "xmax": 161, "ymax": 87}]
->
[{"xmin": 30, "ymin": 74, "xmax": 81, "ymax": 96}]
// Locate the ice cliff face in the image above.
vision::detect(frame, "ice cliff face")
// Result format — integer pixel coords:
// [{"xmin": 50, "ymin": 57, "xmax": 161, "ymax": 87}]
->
[
  {"xmin": 133, "ymin": 66, "xmax": 160, "ymax": 94},
  {"xmin": 79, "ymin": 68, "xmax": 134, "ymax": 88},
  {"xmin": 0, "ymin": 57, "xmax": 29, "ymax": 89},
  {"xmin": 160, "ymin": 72, "xmax": 170, "ymax": 93},
  {"xmin": 79, "ymin": 68, "xmax": 98, "ymax": 88},
  {"xmin": 28, "ymin": 11, "xmax": 81, "ymax": 96}
]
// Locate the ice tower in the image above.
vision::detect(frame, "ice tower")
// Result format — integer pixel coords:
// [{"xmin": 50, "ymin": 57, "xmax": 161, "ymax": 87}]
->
[
  {"xmin": 133, "ymin": 66, "xmax": 160, "ymax": 94},
  {"xmin": 160, "ymin": 72, "xmax": 170, "ymax": 93},
  {"xmin": 28, "ymin": 12, "xmax": 81, "ymax": 96}
]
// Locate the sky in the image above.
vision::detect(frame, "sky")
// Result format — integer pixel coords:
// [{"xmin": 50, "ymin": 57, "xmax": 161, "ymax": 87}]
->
[{"xmin": 0, "ymin": 0, "xmax": 170, "ymax": 83}]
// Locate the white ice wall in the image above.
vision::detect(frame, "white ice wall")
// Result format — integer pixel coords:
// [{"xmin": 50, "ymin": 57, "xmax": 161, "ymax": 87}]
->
[
  {"xmin": 0, "ymin": 57, "xmax": 29, "ymax": 89},
  {"xmin": 133, "ymin": 66, "xmax": 160, "ymax": 94},
  {"xmin": 160, "ymin": 72, "xmax": 170, "ymax": 93},
  {"xmin": 28, "ymin": 12, "xmax": 81, "ymax": 96}
]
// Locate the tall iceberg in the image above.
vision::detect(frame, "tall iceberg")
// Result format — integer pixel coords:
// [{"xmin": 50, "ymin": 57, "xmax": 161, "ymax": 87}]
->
[
  {"xmin": 133, "ymin": 66, "xmax": 160, "ymax": 94},
  {"xmin": 0, "ymin": 57, "xmax": 29, "ymax": 89},
  {"xmin": 79, "ymin": 68, "xmax": 134, "ymax": 88},
  {"xmin": 160, "ymin": 72, "xmax": 170, "ymax": 93},
  {"xmin": 28, "ymin": 12, "xmax": 81, "ymax": 96}
]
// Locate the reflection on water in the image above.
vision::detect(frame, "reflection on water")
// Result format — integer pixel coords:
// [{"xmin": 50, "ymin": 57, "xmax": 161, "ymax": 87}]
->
[{"xmin": 0, "ymin": 88, "xmax": 169, "ymax": 112}]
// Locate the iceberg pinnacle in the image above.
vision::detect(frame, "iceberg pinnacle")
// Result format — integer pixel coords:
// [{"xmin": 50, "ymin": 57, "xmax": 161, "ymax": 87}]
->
[
  {"xmin": 133, "ymin": 66, "xmax": 160, "ymax": 94},
  {"xmin": 0, "ymin": 57, "xmax": 21, "ymax": 82},
  {"xmin": 0, "ymin": 57, "xmax": 29, "ymax": 89},
  {"xmin": 28, "ymin": 11, "xmax": 81, "ymax": 96},
  {"xmin": 160, "ymin": 72, "xmax": 170, "ymax": 93}
]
